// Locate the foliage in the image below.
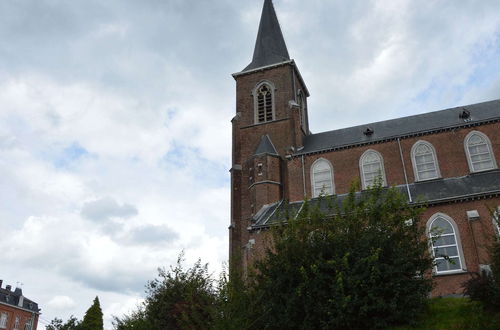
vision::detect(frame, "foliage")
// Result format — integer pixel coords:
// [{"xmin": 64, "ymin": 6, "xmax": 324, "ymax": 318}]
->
[
  {"xmin": 46, "ymin": 296, "xmax": 103, "ymax": 330},
  {"xmin": 112, "ymin": 306, "xmax": 151, "ymax": 330},
  {"xmin": 249, "ymin": 183, "xmax": 433, "ymax": 329},
  {"xmin": 393, "ymin": 297, "xmax": 500, "ymax": 329},
  {"xmin": 46, "ymin": 316, "xmax": 82, "ymax": 330},
  {"xmin": 212, "ymin": 261, "xmax": 255, "ymax": 330},
  {"xmin": 114, "ymin": 183, "xmax": 436, "ymax": 329},
  {"xmin": 143, "ymin": 253, "xmax": 218, "ymax": 329},
  {"xmin": 80, "ymin": 296, "xmax": 104, "ymax": 330},
  {"xmin": 463, "ymin": 210, "xmax": 500, "ymax": 311},
  {"xmin": 112, "ymin": 256, "xmax": 255, "ymax": 330}
]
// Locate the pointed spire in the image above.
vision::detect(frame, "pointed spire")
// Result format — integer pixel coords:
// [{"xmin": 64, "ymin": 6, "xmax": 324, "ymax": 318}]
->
[
  {"xmin": 254, "ymin": 135, "xmax": 279, "ymax": 156},
  {"xmin": 243, "ymin": 0, "xmax": 290, "ymax": 72}
]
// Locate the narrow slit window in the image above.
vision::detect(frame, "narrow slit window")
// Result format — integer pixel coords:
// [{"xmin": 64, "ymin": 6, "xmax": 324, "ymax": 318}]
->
[
  {"xmin": 297, "ymin": 91, "xmax": 306, "ymax": 129},
  {"xmin": 494, "ymin": 208, "xmax": 500, "ymax": 237}
]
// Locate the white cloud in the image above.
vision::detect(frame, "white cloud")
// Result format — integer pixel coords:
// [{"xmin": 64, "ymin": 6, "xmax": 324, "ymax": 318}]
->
[{"xmin": 48, "ymin": 296, "xmax": 77, "ymax": 310}]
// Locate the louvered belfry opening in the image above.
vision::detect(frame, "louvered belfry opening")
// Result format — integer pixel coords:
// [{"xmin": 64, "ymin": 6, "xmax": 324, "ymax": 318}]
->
[{"xmin": 257, "ymin": 84, "xmax": 273, "ymax": 123}]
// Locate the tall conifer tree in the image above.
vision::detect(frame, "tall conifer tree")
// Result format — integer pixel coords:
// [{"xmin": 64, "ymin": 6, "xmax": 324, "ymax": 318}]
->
[{"xmin": 81, "ymin": 296, "xmax": 103, "ymax": 330}]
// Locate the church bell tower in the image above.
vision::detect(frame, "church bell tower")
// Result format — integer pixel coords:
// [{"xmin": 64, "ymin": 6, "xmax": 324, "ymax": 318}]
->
[{"xmin": 229, "ymin": 0, "xmax": 310, "ymax": 264}]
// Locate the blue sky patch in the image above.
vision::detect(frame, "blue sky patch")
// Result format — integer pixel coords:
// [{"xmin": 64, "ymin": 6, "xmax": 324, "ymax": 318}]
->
[{"xmin": 53, "ymin": 142, "xmax": 90, "ymax": 169}]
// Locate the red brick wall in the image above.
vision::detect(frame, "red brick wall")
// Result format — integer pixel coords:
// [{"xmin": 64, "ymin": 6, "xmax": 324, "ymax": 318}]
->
[
  {"xmin": 0, "ymin": 303, "xmax": 38, "ymax": 330},
  {"xmin": 231, "ymin": 63, "xmax": 307, "ymax": 262},
  {"xmin": 289, "ymin": 123, "xmax": 500, "ymax": 201}
]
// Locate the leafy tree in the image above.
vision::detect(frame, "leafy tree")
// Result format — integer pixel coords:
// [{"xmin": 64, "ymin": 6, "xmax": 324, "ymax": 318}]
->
[
  {"xmin": 249, "ymin": 183, "xmax": 433, "ymax": 329},
  {"xmin": 112, "ymin": 306, "xmax": 151, "ymax": 330},
  {"xmin": 46, "ymin": 316, "xmax": 81, "ymax": 330},
  {"xmin": 212, "ymin": 261, "xmax": 255, "ymax": 330},
  {"xmin": 144, "ymin": 254, "xmax": 217, "ymax": 329},
  {"xmin": 113, "ymin": 256, "xmax": 254, "ymax": 330},
  {"xmin": 114, "ymin": 183, "xmax": 435, "ymax": 329},
  {"xmin": 81, "ymin": 296, "xmax": 103, "ymax": 330}
]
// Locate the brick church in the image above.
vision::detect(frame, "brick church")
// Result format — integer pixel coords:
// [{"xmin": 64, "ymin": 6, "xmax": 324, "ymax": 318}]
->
[{"xmin": 229, "ymin": 0, "xmax": 500, "ymax": 296}]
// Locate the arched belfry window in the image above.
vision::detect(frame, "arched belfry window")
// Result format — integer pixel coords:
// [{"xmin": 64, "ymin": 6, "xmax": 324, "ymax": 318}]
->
[
  {"xmin": 427, "ymin": 213, "xmax": 466, "ymax": 274},
  {"xmin": 464, "ymin": 131, "xmax": 497, "ymax": 172},
  {"xmin": 254, "ymin": 82, "xmax": 275, "ymax": 123},
  {"xmin": 411, "ymin": 141, "xmax": 440, "ymax": 181},
  {"xmin": 311, "ymin": 158, "xmax": 334, "ymax": 197},
  {"xmin": 359, "ymin": 149, "xmax": 386, "ymax": 189}
]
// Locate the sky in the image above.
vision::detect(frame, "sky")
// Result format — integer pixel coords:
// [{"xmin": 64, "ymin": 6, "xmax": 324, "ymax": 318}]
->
[{"xmin": 0, "ymin": 0, "xmax": 499, "ymax": 328}]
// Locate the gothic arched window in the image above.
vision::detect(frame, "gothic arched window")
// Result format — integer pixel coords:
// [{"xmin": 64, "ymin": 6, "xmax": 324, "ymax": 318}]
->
[
  {"xmin": 254, "ymin": 82, "xmax": 275, "ymax": 123},
  {"xmin": 464, "ymin": 131, "xmax": 497, "ymax": 172},
  {"xmin": 411, "ymin": 141, "xmax": 440, "ymax": 181},
  {"xmin": 311, "ymin": 158, "xmax": 334, "ymax": 198},
  {"xmin": 359, "ymin": 149, "xmax": 386, "ymax": 189},
  {"xmin": 428, "ymin": 214, "xmax": 466, "ymax": 274}
]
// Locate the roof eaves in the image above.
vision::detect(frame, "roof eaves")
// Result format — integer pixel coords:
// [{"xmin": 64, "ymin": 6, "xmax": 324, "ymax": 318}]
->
[
  {"xmin": 249, "ymin": 177, "xmax": 500, "ymax": 230},
  {"xmin": 232, "ymin": 60, "xmax": 293, "ymax": 78}
]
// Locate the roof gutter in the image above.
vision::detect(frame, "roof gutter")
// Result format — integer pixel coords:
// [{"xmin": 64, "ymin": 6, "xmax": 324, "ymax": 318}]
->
[{"xmin": 0, "ymin": 301, "xmax": 40, "ymax": 315}]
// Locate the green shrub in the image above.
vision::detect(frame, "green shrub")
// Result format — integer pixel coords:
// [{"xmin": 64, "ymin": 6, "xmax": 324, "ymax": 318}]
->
[{"xmin": 249, "ymin": 184, "xmax": 433, "ymax": 329}]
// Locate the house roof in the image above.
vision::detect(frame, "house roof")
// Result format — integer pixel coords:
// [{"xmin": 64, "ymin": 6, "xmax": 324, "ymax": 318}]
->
[
  {"xmin": 295, "ymin": 99, "xmax": 500, "ymax": 156},
  {"xmin": 0, "ymin": 284, "xmax": 40, "ymax": 313},
  {"xmin": 254, "ymin": 134, "xmax": 279, "ymax": 156},
  {"xmin": 242, "ymin": 0, "xmax": 290, "ymax": 72},
  {"xmin": 251, "ymin": 169, "xmax": 500, "ymax": 229}
]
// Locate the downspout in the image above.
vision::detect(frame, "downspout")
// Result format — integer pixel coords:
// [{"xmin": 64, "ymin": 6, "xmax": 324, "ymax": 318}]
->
[
  {"xmin": 301, "ymin": 155, "xmax": 306, "ymax": 197},
  {"xmin": 397, "ymin": 138, "xmax": 412, "ymax": 203},
  {"xmin": 466, "ymin": 215, "xmax": 481, "ymax": 270}
]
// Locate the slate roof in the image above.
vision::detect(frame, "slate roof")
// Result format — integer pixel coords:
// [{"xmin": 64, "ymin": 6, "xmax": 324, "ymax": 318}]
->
[
  {"xmin": 296, "ymin": 99, "xmax": 500, "ymax": 156},
  {"xmin": 252, "ymin": 169, "xmax": 500, "ymax": 229},
  {"xmin": 243, "ymin": 0, "xmax": 290, "ymax": 72},
  {"xmin": 0, "ymin": 284, "xmax": 40, "ymax": 313},
  {"xmin": 254, "ymin": 134, "xmax": 279, "ymax": 156}
]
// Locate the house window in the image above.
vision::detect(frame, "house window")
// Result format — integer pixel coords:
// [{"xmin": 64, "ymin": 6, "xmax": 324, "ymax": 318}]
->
[
  {"xmin": 0, "ymin": 312, "xmax": 7, "ymax": 329},
  {"xmin": 411, "ymin": 141, "xmax": 440, "ymax": 181},
  {"xmin": 24, "ymin": 318, "xmax": 32, "ymax": 330},
  {"xmin": 465, "ymin": 131, "xmax": 496, "ymax": 172},
  {"xmin": 254, "ymin": 82, "xmax": 274, "ymax": 123},
  {"xmin": 428, "ymin": 214, "xmax": 465, "ymax": 274},
  {"xmin": 14, "ymin": 317, "xmax": 20, "ymax": 330},
  {"xmin": 311, "ymin": 158, "xmax": 334, "ymax": 197},
  {"xmin": 360, "ymin": 149, "xmax": 386, "ymax": 189}
]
